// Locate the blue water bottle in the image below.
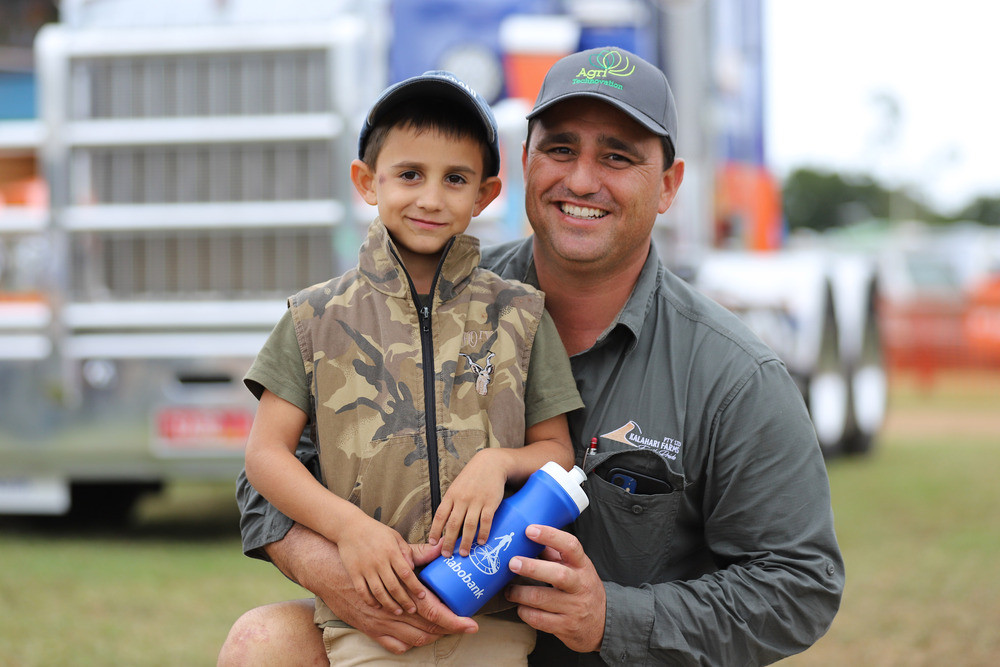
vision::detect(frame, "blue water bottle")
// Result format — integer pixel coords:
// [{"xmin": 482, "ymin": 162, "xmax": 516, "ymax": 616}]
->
[{"xmin": 418, "ymin": 461, "xmax": 589, "ymax": 617}]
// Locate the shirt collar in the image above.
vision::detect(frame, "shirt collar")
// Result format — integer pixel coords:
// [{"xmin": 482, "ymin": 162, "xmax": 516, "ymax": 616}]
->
[
  {"xmin": 516, "ymin": 239, "xmax": 663, "ymax": 354},
  {"xmin": 359, "ymin": 218, "xmax": 480, "ymax": 301}
]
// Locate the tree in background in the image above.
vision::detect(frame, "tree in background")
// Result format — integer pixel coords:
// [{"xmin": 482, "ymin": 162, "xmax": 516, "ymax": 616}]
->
[{"xmin": 781, "ymin": 168, "xmax": 950, "ymax": 232}]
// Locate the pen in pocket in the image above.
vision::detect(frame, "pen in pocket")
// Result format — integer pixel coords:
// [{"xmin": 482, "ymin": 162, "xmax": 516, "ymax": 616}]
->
[{"xmin": 585, "ymin": 437, "xmax": 598, "ymax": 467}]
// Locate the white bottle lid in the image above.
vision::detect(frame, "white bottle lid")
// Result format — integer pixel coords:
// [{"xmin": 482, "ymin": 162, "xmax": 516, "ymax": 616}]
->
[{"xmin": 540, "ymin": 461, "xmax": 590, "ymax": 514}]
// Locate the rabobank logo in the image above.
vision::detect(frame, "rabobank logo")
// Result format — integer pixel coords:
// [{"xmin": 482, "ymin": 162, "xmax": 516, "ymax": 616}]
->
[
  {"xmin": 572, "ymin": 49, "xmax": 635, "ymax": 90},
  {"xmin": 470, "ymin": 532, "xmax": 514, "ymax": 575},
  {"xmin": 601, "ymin": 421, "xmax": 682, "ymax": 460}
]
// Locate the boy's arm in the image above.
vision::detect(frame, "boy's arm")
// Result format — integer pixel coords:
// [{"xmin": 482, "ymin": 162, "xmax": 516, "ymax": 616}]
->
[
  {"xmin": 429, "ymin": 413, "xmax": 575, "ymax": 557},
  {"xmin": 244, "ymin": 390, "xmax": 427, "ymax": 615},
  {"xmin": 503, "ymin": 412, "xmax": 576, "ymax": 482}
]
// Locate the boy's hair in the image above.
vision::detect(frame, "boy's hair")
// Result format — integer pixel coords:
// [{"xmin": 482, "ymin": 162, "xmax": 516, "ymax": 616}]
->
[{"xmin": 361, "ymin": 96, "xmax": 497, "ymax": 177}]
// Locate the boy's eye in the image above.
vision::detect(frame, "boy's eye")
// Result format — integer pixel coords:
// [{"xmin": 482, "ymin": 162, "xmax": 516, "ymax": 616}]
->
[
  {"xmin": 445, "ymin": 174, "xmax": 468, "ymax": 185},
  {"xmin": 400, "ymin": 170, "xmax": 420, "ymax": 181}
]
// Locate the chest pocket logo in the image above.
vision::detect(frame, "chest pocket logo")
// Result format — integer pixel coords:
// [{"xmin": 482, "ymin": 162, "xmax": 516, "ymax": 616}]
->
[
  {"xmin": 460, "ymin": 351, "xmax": 495, "ymax": 396},
  {"xmin": 602, "ymin": 420, "xmax": 682, "ymax": 461}
]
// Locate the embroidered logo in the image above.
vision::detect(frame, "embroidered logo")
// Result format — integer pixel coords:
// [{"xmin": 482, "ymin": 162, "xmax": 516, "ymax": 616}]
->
[
  {"xmin": 572, "ymin": 48, "xmax": 635, "ymax": 90},
  {"xmin": 601, "ymin": 421, "xmax": 682, "ymax": 461},
  {"xmin": 460, "ymin": 351, "xmax": 495, "ymax": 396}
]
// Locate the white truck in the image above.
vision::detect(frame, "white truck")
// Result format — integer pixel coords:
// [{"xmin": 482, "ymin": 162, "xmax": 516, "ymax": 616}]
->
[{"xmin": 0, "ymin": 0, "xmax": 884, "ymax": 519}]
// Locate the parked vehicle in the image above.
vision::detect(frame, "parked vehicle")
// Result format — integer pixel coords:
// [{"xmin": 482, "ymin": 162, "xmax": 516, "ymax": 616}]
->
[{"xmin": 0, "ymin": 0, "xmax": 885, "ymax": 518}]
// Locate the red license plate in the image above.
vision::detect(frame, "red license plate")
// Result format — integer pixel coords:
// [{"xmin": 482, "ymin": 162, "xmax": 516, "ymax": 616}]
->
[{"xmin": 154, "ymin": 406, "xmax": 255, "ymax": 455}]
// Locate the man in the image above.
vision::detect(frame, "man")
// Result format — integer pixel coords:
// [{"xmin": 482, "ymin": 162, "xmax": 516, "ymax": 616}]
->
[{"xmin": 219, "ymin": 47, "xmax": 843, "ymax": 665}]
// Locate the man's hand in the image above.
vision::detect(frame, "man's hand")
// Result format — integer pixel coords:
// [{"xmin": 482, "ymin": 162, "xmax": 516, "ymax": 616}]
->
[
  {"xmin": 267, "ymin": 523, "xmax": 478, "ymax": 654},
  {"xmin": 505, "ymin": 524, "xmax": 606, "ymax": 654}
]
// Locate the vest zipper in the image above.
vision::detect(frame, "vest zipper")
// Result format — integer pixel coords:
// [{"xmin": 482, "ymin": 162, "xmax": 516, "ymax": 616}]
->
[
  {"xmin": 391, "ymin": 237, "xmax": 456, "ymax": 516},
  {"xmin": 418, "ymin": 303, "xmax": 441, "ymax": 513}
]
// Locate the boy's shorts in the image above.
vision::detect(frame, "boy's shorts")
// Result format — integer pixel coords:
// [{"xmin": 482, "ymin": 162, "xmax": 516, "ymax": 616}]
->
[{"xmin": 321, "ymin": 611, "xmax": 536, "ymax": 666}]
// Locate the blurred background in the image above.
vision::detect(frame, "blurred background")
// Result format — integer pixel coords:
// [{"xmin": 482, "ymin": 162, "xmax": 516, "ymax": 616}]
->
[{"xmin": 1, "ymin": 1, "xmax": 998, "ymax": 664}]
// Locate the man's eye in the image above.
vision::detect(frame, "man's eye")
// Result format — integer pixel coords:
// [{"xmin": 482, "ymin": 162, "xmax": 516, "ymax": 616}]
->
[{"xmin": 606, "ymin": 153, "xmax": 633, "ymax": 166}]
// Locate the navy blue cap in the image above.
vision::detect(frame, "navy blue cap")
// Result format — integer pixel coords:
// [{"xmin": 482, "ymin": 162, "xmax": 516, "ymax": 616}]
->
[{"xmin": 358, "ymin": 70, "xmax": 501, "ymax": 177}]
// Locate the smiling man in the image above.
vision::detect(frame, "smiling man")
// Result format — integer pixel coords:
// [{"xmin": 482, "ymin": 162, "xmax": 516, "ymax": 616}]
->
[{"xmin": 220, "ymin": 47, "xmax": 844, "ymax": 666}]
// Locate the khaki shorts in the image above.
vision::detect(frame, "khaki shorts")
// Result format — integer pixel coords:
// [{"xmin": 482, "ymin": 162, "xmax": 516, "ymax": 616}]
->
[{"xmin": 321, "ymin": 612, "xmax": 536, "ymax": 666}]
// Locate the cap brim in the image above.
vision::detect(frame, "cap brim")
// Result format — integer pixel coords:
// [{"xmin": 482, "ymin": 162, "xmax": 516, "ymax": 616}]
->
[{"xmin": 528, "ymin": 92, "xmax": 670, "ymax": 139}]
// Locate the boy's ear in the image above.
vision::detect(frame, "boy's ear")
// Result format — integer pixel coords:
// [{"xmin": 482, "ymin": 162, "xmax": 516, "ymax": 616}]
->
[
  {"xmin": 350, "ymin": 159, "xmax": 378, "ymax": 206},
  {"xmin": 472, "ymin": 176, "xmax": 502, "ymax": 217}
]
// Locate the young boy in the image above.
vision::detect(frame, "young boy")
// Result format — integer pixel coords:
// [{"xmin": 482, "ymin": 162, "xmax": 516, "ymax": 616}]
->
[{"xmin": 242, "ymin": 71, "xmax": 582, "ymax": 664}]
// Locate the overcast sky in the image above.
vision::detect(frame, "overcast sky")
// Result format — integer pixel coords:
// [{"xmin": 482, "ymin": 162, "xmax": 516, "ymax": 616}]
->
[{"xmin": 764, "ymin": 0, "xmax": 996, "ymax": 212}]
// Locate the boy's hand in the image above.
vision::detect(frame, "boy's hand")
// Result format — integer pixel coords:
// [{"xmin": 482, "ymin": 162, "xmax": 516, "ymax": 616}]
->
[
  {"xmin": 338, "ymin": 514, "xmax": 427, "ymax": 615},
  {"xmin": 428, "ymin": 450, "xmax": 507, "ymax": 558}
]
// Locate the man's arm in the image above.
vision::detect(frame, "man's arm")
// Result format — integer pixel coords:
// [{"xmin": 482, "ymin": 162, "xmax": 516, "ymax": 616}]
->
[
  {"xmin": 509, "ymin": 361, "xmax": 844, "ymax": 665},
  {"xmin": 235, "ymin": 440, "xmax": 478, "ymax": 652}
]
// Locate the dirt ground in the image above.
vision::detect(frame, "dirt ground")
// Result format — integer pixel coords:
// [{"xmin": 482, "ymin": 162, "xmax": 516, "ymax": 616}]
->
[{"xmin": 881, "ymin": 369, "xmax": 1000, "ymax": 440}]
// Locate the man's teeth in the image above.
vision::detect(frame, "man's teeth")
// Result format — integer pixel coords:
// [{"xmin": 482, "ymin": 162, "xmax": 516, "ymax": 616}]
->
[{"xmin": 561, "ymin": 204, "xmax": 607, "ymax": 219}]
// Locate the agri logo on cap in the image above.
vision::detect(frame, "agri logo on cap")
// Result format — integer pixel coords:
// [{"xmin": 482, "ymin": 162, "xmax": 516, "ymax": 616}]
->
[
  {"xmin": 572, "ymin": 48, "xmax": 636, "ymax": 89},
  {"xmin": 529, "ymin": 46, "xmax": 678, "ymax": 148}
]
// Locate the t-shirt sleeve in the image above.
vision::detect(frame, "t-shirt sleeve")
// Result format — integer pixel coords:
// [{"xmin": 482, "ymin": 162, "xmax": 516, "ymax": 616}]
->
[
  {"xmin": 523, "ymin": 309, "xmax": 584, "ymax": 428},
  {"xmin": 243, "ymin": 308, "xmax": 310, "ymax": 413}
]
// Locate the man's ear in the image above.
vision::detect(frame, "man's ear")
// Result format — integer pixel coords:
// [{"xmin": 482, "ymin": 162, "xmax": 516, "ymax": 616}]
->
[
  {"xmin": 658, "ymin": 158, "xmax": 685, "ymax": 214},
  {"xmin": 472, "ymin": 176, "xmax": 503, "ymax": 217},
  {"xmin": 350, "ymin": 159, "xmax": 378, "ymax": 206}
]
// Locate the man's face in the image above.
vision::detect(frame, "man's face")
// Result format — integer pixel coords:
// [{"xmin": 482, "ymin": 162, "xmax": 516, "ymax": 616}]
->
[{"xmin": 523, "ymin": 98, "xmax": 683, "ymax": 275}]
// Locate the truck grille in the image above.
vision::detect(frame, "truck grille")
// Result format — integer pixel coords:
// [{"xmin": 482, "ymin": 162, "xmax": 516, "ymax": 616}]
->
[
  {"xmin": 72, "ymin": 50, "xmax": 329, "ymax": 119},
  {"xmin": 79, "ymin": 142, "xmax": 332, "ymax": 204},
  {"xmin": 59, "ymin": 43, "xmax": 353, "ymax": 304},
  {"xmin": 69, "ymin": 228, "xmax": 335, "ymax": 301}
]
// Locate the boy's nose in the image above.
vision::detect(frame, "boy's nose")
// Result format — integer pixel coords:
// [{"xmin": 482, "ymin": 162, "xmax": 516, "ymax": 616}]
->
[{"xmin": 416, "ymin": 182, "xmax": 445, "ymax": 210}]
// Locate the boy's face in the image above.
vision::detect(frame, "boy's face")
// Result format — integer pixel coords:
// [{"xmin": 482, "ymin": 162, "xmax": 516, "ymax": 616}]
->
[{"xmin": 351, "ymin": 125, "xmax": 501, "ymax": 269}]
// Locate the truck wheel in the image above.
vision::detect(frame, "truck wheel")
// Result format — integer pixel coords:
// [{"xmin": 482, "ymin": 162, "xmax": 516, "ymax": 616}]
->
[
  {"xmin": 807, "ymin": 283, "xmax": 850, "ymax": 458},
  {"xmin": 842, "ymin": 286, "xmax": 887, "ymax": 455}
]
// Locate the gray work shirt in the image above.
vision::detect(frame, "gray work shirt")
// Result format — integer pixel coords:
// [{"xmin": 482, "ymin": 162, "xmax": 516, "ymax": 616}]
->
[{"xmin": 237, "ymin": 238, "xmax": 844, "ymax": 666}]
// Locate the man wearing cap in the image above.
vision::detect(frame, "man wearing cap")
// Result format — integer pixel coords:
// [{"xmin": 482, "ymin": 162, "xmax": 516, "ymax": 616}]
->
[{"xmin": 220, "ymin": 47, "xmax": 843, "ymax": 666}]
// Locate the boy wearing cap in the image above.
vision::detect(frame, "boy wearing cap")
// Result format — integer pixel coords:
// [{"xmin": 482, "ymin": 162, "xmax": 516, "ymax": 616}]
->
[{"xmin": 242, "ymin": 71, "xmax": 581, "ymax": 663}]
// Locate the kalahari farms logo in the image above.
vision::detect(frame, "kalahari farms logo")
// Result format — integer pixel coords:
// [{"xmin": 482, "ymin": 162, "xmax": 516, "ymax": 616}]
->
[
  {"xmin": 572, "ymin": 49, "xmax": 635, "ymax": 90},
  {"xmin": 601, "ymin": 421, "xmax": 681, "ymax": 460}
]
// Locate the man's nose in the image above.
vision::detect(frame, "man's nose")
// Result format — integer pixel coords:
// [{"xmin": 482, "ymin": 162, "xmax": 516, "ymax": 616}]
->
[{"xmin": 563, "ymin": 156, "xmax": 601, "ymax": 196}]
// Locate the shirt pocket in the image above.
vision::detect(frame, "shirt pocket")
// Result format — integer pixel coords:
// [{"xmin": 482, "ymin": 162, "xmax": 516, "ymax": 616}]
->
[{"xmin": 574, "ymin": 444, "xmax": 686, "ymax": 586}]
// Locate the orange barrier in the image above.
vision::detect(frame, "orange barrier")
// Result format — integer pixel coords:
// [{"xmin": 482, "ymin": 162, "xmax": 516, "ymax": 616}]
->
[
  {"xmin": 964, "ymin": 277, "xmax": 1000, "ymax": 364},
  {"xmin": 714, "ymin": 162, "xmax": 783, "ymax": 251}
]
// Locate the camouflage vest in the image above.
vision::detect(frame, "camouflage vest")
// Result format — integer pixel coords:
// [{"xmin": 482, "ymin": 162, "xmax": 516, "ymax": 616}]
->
[{"xmin": 289, "ymin": 219, "xmax": 546, "ymax": 545}]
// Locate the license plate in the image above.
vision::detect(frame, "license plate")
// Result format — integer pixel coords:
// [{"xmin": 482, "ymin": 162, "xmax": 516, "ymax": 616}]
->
[{"xmin": 154, "ymin": 406, "xmax": 255, "ymax": 456}]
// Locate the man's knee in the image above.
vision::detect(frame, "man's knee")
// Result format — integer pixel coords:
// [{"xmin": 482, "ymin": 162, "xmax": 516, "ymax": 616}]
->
[{"xmin": 218, "ymin": 599, "xmax": 325, "ymax": 666}]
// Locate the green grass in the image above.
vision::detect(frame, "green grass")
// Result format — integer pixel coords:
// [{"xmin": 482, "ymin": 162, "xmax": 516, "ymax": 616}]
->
[
  {"xmin": 784, "ymin": 373, "xmax": 1000, "ymax": 666},
  {"xmin": 784, "ymin": 440, "xmax": 1000, "ymax": 665},
  {"xmin": 1, "ymin": 373, "xmax": 998, "ymax": 665},
  {"xmin": 0, "ymin": 483, "xmax": 303, "ymax": 666}
]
